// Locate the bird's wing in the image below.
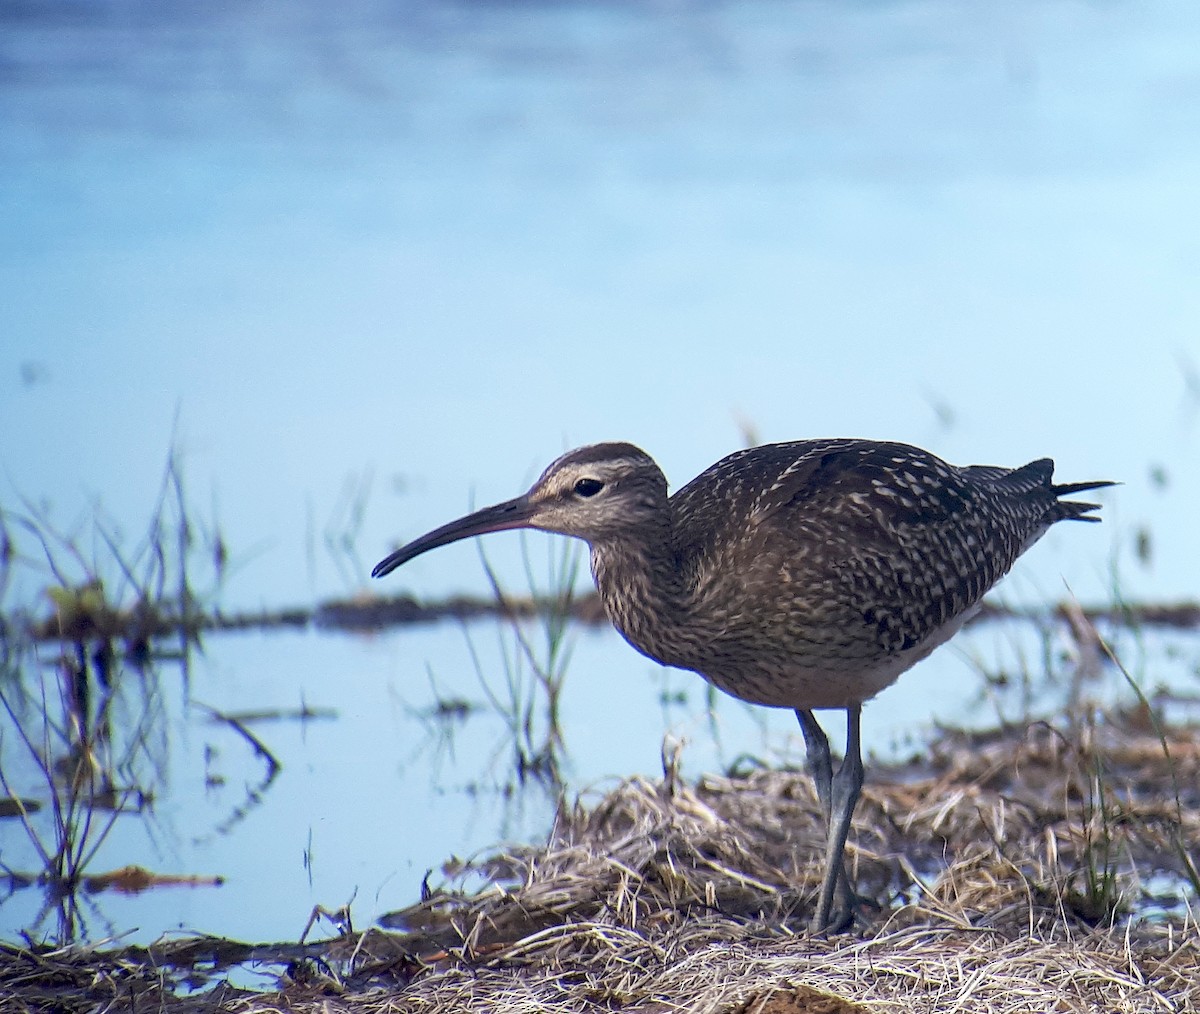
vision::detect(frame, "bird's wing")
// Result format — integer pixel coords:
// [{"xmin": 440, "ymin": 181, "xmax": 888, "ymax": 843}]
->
[
  {"xmin": 747, "ymin": 441, "xmax": 973, "ymax": 530},
  {"xmin": 742, "ymin": 443, "xmax": 1027, "ymax": 653}
]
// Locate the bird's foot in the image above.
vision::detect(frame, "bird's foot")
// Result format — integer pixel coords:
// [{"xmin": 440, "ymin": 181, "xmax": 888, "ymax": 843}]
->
[
  {"xmin": 807, "ymin": 896, "xmax": 857, "ymax": 936},
  {"xmin": 807, "ymin": 877, "xmax": 870, "ymax": 935},
  {"xmin": 808, "ymin": 909, "xmax": 854, "ymax": 936}
]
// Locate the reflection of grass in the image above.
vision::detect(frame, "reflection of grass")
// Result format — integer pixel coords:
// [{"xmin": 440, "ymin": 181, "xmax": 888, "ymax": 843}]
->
[
  {"xmin": 0, "ymin": 449, "xmax": 230, "ymax": 942},
  {"xmin": 0, "ymin": 649, "xmax": 145, "ymax": 940}
]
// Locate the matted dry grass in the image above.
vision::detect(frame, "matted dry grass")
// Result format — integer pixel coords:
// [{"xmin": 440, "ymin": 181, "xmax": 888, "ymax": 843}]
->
[{"xmin": 4, "ymin": 715, "xmax": 1198, "ymax": 1013}]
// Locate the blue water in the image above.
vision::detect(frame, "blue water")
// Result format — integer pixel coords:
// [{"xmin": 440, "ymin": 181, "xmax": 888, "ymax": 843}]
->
[{"xmin": 2, "ymin": 0, "xmax": 1198, "ymax": 947}]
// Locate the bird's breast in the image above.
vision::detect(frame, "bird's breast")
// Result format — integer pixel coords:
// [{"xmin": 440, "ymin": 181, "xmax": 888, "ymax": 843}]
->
[{"xmin": 594, "ymin": 536, "xmax": 988, "ymax": 711}]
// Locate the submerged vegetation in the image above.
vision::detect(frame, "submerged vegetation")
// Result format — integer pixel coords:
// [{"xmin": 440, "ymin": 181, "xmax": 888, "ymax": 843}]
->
[{"xmin": 0, "ymin": 450, "xmax": 1198, "ymax": 1010}]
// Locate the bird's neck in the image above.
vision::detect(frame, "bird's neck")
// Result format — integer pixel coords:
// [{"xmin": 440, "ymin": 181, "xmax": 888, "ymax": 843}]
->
[{"xmin": 589, "ymin": 523, "xmax": 690, "ymax": 668}]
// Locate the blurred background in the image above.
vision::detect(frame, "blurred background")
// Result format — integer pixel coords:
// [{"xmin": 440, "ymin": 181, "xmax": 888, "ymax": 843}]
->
[{"xmin": 1, "ymin": 0, "xmax": 1197, "ymax": 951}]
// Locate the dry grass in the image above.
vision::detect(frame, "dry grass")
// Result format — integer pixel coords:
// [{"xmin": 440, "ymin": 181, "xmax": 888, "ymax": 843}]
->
[{"xmin": 3, "ymin": 716, "xmax": 1198, "ymax": 1013}]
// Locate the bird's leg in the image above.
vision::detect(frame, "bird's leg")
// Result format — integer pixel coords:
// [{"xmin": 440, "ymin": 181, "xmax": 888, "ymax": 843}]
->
[
  {"xmin": 797, "ymin": 708, "xmax": 853, "ymax": 930},
  {"xmin": 796, "ymin": 709, "xmax": 833, "ymax": 822},
  {"xmin": 810, "ymin": 704, "xmax": 864, "ymax": 933}
]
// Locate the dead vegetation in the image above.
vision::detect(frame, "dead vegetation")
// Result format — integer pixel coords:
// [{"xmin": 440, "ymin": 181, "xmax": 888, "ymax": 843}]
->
[{"xmin": 3, "ymin": 713, "xmax": 1197, "ymax": 1013}]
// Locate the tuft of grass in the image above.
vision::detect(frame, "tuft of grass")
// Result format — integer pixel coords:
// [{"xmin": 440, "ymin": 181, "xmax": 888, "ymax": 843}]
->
[
  {"xmin": 1068, "ymin": 719, "xmax": 1129, "ymax": 926},
  {"xmin": 4, "ymin": 449, "xmax": 228, "ymax": 656},
  {"xmin": 1093, "ymin": 622, "xmax": 1200, "ymax": 903},
  {"xmin": 461, "ymin": 531, "xmax": 583, "ymax": 790}
]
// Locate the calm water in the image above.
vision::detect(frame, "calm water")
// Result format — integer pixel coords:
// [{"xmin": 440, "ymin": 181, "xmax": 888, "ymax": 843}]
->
[{"xmin": 2, "ymin": 0, "xmax": 1198, "ymax": 946}]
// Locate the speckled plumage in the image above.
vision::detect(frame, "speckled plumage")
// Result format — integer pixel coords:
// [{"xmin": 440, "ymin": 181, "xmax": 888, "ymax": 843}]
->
[
  {"xmin": 516, "ymin": 439, "xmax": 1104, "ymax": 710},
  {"xmin": 373, "ymin": 438, "xmax": 1112, "ymax": 931}
]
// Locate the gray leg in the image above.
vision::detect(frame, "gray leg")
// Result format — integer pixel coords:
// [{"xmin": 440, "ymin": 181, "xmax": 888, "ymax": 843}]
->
[
  {"xmin": 796, "ymin": 709, "xmax": 833, "ymax": 822},
  {"xmin": 814, "ymin": 705, "xmax": 863, "ymax": 932},
  {"xmin": 792, "ymin": 710, "xmax": 859, "ymax": 931}
]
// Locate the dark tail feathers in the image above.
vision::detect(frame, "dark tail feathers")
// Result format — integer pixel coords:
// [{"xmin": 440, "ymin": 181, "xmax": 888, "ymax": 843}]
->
[
  {"xmin": 1050, "ymin": 477, "xmax": 1117, "ymax": 523},
  {"xmin": 966, "ymin": 458, "xmax": 1114, "ymax": 522}
]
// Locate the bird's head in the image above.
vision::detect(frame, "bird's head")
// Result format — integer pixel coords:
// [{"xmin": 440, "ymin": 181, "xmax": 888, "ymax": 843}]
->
[{"xmin": 372, "ymin": 442, "xmax": 668, "ymax": 578}]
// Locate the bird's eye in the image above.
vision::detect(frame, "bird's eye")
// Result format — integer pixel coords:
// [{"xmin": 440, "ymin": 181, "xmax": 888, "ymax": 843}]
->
[{"xmin": 573, "ymin": 478, "xmax": 604, "ymax": 498}]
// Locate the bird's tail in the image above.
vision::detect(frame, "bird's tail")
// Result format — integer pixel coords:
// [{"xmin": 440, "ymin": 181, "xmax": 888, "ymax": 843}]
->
[{"xmin": 1049, "ymin": 478, "xmax": 1117, "ymax": 523}]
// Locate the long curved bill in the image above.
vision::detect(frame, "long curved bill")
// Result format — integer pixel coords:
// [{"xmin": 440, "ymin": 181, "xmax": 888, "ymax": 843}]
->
[{"xmin": 371, "ymin": 495, "xmax": 537, "ymax": 578}]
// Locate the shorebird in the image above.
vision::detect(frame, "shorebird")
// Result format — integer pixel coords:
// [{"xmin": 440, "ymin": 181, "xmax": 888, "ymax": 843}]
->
[{"xmin": 372, "ymin": 439, "xmax": 1112, "ymax": 931}]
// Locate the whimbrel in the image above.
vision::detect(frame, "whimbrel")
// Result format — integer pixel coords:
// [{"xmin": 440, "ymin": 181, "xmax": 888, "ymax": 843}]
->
[{"xmin": 373, "ymin": 439, "xmax": 1112, "ymax": 931}]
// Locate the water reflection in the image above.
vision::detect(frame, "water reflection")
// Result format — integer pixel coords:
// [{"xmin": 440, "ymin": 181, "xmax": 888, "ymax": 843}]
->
[{"xmin": 1, "ymin": 638, "xmax": 176, "ymax": 943}]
